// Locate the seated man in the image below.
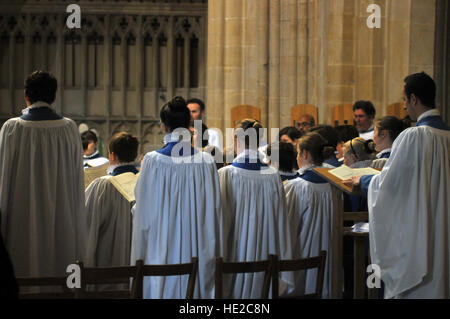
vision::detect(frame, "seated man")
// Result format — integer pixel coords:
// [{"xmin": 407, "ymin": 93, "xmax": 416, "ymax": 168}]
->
[
  {"xmin": 82, "ymin": 130, "xmax": 108, "ymax": 167},
  {"xmin": 84, "ymin": 132, "xmax": 139, "ymax": 267}
]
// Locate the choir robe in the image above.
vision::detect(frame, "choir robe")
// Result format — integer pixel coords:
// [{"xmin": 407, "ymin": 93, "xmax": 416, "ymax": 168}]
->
[
  {"xmin": 368, "ymin": 110, "xmax": 450, "ymax": 299},
  {"xmin": 218, "ymin": 150, "xmax": 296, "ymax": 298},
  {"xmin": 84, "ymin": 164, "xmax": 139, "ymax": 267},
  {"xmin": 284, "ymin": 166, "xmax": 339, "ymax": 298},
  {"xmin": 131, "ymin": 137, "xmax": 224, "ymax": 299},
  {"xmin": 0, "ymin": 103, "xmax": 86, "ymax": 278}
]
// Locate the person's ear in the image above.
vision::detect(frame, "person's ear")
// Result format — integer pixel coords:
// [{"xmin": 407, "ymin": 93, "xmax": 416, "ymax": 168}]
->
[{"xmin": 410, "ymin": 93, "xmax": 418, "ymax": 105}]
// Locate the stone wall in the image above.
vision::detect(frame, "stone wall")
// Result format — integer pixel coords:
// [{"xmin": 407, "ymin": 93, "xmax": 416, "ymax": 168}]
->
[{"xmin": 206, "ymin": 0, "xmax": 438, "ymax": 138}]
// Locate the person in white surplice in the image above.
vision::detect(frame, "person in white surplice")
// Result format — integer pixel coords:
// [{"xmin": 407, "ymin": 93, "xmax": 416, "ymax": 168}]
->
[
  {"xmin": 0, "ymin": 71, "xmax": 85, "ymax": 278},
  {"xmin": 130, "ymin": 96, "xmax": 224, "ymax": 299},
  {"xmin": 218, "ymin": 119, "xmax": 297, "ymax": 299},
  {"xmin": 345, "ymin": 72, "xmax": 450, "ymax": 298},
  {"xmin": 84, "ymin": 132, "xmax": 139, "ymax": 267},
  {"xmin": 284, "ymin": 132, "xmax": 340, "ymax": 298}
]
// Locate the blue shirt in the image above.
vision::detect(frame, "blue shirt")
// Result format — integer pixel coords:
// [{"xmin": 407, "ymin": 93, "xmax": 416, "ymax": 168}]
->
[
  {"xmin": 20, "ymin": 106, "xmax": 63, "ymax": 121},
  {"xmin": 157, "ymin": 141, "xmax": 198, "ymax": 157},
  {"xmin": 299, "ymin": 169, "xmax": 327, "ymax": 184}
]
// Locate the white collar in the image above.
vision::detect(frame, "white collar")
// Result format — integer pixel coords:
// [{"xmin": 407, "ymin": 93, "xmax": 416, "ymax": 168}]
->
[
  {"xmin": 107, "ymin": 162, "xmax": 134, "ymax": 175},
  {"xmin": 233, "ymin": 149, "xmax": 261, "ymax": 163},
  {"xmin": 84, "ymin": 150, "xmax": 99, "ymax": 159},
  {"xmin": 279, "ymin": 170, "xmax": 298, "ymax": 176},
  {"xmin": 359, "ymin": 124, "xmax": 374, "ymax": 134},
  {"xmin": 298, "ymin": 163, "xmax": 317, "ymax": 175},
  {"xmin": 417, "ymin": 109, "xmax": 440, "ymax": 122},
  {"xmin": 376, "ymin": 148, "xmax": 391, "ymax": 159},
  {"xmin": 163, "ymin": 132, "xmax": 187, "ymax": 145},
  {"xmin": 22, "ymin": 101, "xmax": 52, "ymax": 114}
]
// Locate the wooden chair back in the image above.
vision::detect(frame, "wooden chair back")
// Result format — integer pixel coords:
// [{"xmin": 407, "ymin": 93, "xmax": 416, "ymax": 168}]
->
[
  {"xmin": 231, "ymin": 105, "xmax": 261, "ymax": 128},
  {"xmin": 75, "ymin": 260, "xmax": 143, "ymax": 299},
  {"xmin": 17, "ymin": 276, "xmax": 75, "ymax": 299},
  {"xmin": 215, "ymin": 257, "xmax": 272, "ymax": 299},
  {"xmin": 271, "ymin": 251, "xmax": 327, "ymax": 299},
  {"xmin": 291, "ymin": 104, "xmax": 318, "ymax": 128},
  {"xmin": 332, "ymin": 104, "xmax": 354, "ymax": 126},
  {"xmin": 386, "ymin": 102, "xmax": 408, "ymax": 119},
  {"xmin": 141, "ymin": 257, "xmax": 198, "ymax": 299}
]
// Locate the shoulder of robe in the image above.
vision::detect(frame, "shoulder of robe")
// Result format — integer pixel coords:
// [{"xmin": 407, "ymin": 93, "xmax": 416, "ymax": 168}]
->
[{"xmin": 86, "ymin": 175, "xmax": 113, "ymax": 193}]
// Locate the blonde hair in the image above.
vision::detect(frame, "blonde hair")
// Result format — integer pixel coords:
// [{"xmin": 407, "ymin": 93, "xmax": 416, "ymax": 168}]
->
[{"xmin": 342, "ymin": 137, "xmax": 376, "ymax": 161}]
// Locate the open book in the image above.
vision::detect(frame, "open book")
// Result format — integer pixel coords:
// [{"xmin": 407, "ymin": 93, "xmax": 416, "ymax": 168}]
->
[
  {"xmin": 109, "ymin": 172, "xmax": 139, "ymax": 203},
  {"xmin": 85, "ymin": 157, "xmax": 109, "ymax": 167},
  {"xmin": 84, "ymin": 163, "xmax": 109, "ymax": 189},
  {"xmin": 328, "ymin": 165, "xmax": 380, "ymax": 180}
]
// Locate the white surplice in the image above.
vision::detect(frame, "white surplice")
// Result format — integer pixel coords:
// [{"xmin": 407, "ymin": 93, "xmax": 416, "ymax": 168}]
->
[
  {"xmin": 218, "ymin": 150, "xmax": 296, "ymax": 298},
  {"xmin": 284, "ymin": 173, "xmax": 338, "ymax": 298},
  {"xmin": 0, "ymin": 117, "xmax": 85, "ymax": 277},
  {"xmin": 130, "ymin": 146, "xmax": 224, "ymax": 299},
  {"xmin": 84, "ymin": 176, "xmax": 133, "ymax": 267},
  {"xmin": 368, "ymin": 125, "xmax": 450, "ymax": 299}
]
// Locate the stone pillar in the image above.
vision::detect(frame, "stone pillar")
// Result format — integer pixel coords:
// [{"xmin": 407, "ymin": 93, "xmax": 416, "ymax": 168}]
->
[{"xmin": 206, "ymin": 0, "xmax": 438, "ymax": 135}]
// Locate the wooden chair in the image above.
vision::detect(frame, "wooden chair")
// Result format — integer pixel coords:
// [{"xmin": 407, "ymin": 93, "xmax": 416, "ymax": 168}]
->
[
  {"xmin": 141, "ymin": 257, "xmax": 198, "ymax": 299},
  {"xmin": 291, "ymin": 104, "xmax": 318, "ymax": 128},
  {"xmin": 271, "ymin": 251, "xmax": 327, "ymax": 299},
  {"xmin": 231, "ymin": 105, "xmax": 261, "ymax": 128},
  {"xmin": 17, "ymin": 275, "xmax": 75, "ymax": 299},
  {"xmin": 386, "ymin": 102, "xmax": 408, "ymax": 119},
  {"xmin": 215, "ymin": 257, "xmax": 272, "ymax": 299},
  {"xmin": 75, "ymin": 260, "xmax": 144, "ymax": 299},
  {"xmin": 332, "ymin": 104, "xmax": 354, "ymax": 126}
]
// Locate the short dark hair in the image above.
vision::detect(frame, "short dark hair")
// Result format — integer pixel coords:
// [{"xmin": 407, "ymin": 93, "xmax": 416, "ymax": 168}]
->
[
  {"xmin": 404, "ymin": 72, "xmax": 436, "ymax": 108},
  {"xmin": 109, "ymin": 132, "xmax": 139, "ymax": 163},
  {"xmin": 353, "ymin": 101, "xmax": 376, "ymax": 119},
  {"xmin": 81, "ymin": 130, "xmax": 98, "ymax": 151},
  {"xmin": 190, "ymin": 122, "xmax": 210, "ymax": 148},
  {"xmin": 267, "ymin": 141, "xmax": 297, "ymax": 172},
  {"xmin": 375, "ymin": 116, "xmax": 408, "ymax": 142},
  {"xmin": 25, "ymin": 70, "xmax": 57, "ymax": 104},
  {"xmin": 186, "ymin": 98, "xmax": 205, "ymax": 112},
  {"xmin": 335, "ymin": 125, "xmax": 359, "ymax": 143},
  {"xmin": 278, "ymin": 126, "xmax": 303, "ymax": 141},
  {"xmin": 160, "ymin": 96, "xmax": 191, "ymax": 131},
  {"xmin": 309, "ymin": 125, "xmax": 339, "ymax": 149}
]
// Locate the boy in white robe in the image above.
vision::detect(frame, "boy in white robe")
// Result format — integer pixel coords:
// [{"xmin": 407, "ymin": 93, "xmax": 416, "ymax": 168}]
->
[
  {"xmin": 0, "ymin": 71, "xmax": 85, "ymax": 278},
  {"xmin": 284, "ymin": 132, "xmax": 339, "ymax": 298},
  {"xmin": 130, "ymin": 96, "xmax": 224, "ymax": 299},
  {"xmin": 84, "ymin": 132, "xmax": 139, "ymax": 267},
  {"xmin": 218, "ymin": 119, "xmax": 296, "ymax": 298}
]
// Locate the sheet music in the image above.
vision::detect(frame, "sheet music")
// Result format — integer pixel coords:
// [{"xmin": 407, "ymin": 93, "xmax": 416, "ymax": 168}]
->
[
  {"xmin": 328, "ymin": 165, "xmax": 380, "ymax": 180},
  {"xmin": 86, "ymin": 157, "xmax": 109, "ymax": 167},
  {"xmin": 109, "ymin": 172, "xmax": 139, "ymax": 202},
  {"xmin": 84, "ymin": 163, "xmax": 109, "ymax": 189}
]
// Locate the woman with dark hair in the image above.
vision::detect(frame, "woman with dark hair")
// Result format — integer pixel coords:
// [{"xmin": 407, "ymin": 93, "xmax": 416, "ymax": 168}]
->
[
  {"xmin": 218, "ymin": 118, "xmax": 296, "ymax": 298},
  {"xmin": 284, "ymin": 132, "xmax": 337, "ymax": 298},
  {"xmin": 131, "ymin": 96, "xmax": 224, "ymax": 299}
]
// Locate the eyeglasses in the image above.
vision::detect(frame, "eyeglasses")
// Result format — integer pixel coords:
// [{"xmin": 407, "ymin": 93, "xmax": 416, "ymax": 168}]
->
[{"xmin": 296, "ymin": 122, "xmax": 312, "ymax": 129}]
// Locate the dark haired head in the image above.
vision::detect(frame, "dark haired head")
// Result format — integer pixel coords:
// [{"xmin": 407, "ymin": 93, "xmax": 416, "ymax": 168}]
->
[
  {"xmin": 404, "ymin": 72, "xmax": 436, "ymax": 109},
  {"xmin": 81, "ymin": 130, "xmax": 98, "ymax": 151},
  {"xmin": 234, "ymin": 118, "xmax": 263, "ymax": 149},
  {"xmin": 353, "ymin": 101, "xmax": 376, "ymax": 119},
  {"xmin": 109, "ymin": 132, "xmax": 139, "ymax": 163},
  {"xmin": 160, "ymin": 96, "xmax": 191, "ymax": 131},
  {"xmin": 186, "ymin": 98, "xmax": 205, "ymax": 112},
  {"xmin": 335, "ymin": 125, "xmax": 359, "ymax": 143},
  {"xmin": 267, "ymin": 141, "xmax": 297, "ymax": 172},
  {"xmin": 279, "ymin": 126, "xmax": 303, "ymax": 142},
  {"xmin": 297, "ymin": 132, "xmax": 335, "ymax": 166},
  {"xmin": 309, "ymin": 125, "xmax": 339, "ymax": 149},
  {"xmin": 25, "ymin": 70, "xmax": 57, "ymax": 104},
  {"xmin": 375, "ymin": 116, "xmax": 408, "ymax": 142}
]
